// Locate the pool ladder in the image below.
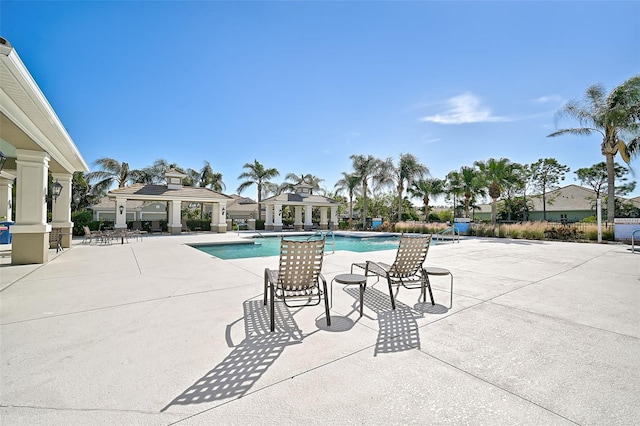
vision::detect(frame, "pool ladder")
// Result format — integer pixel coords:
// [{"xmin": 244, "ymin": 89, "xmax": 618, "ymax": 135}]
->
[
  {"xmin": 433, "ymin": 226, "xmax": 460, "ymax": 243},
  {"xmin": 236, "ymin": 222, "xmax": 265, "ymax": 238},
  {"xmin": 307, "ymin": 230, "xmax": 335, "ymax": 254}
]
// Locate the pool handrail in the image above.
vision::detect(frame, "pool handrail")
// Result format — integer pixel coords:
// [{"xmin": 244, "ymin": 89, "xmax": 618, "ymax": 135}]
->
[
  {"xmin": 237, "ymin": 222, "xmax": 265, "ymax": 238},
  {"xmin": 307, "ymin": 230, "xmax": 335, "ymax": 254},
  {"xmin": 433, "ymin": 226, "xmax": 460, "ymax": 244}
]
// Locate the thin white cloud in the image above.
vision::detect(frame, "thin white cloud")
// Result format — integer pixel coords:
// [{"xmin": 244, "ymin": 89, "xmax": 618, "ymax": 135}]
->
[
  {"xmin": 420, "ymin": 92, "xmax": 506, "ymax": 124},
  {"xmin": 534, "ymin": 95, "xmax": 564, "ymax": 104},
  {"xmin": 421, "ymin": 134, "xmax": 441, "ymax": 144}
]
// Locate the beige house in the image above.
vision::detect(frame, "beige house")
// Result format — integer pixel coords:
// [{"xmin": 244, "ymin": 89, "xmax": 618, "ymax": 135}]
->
[
  {"xmin": 226, "ymin": 194, "xmax": 259, "ymax": 220},
  {"xmin": 0, "ymin": 37, "xmax": 89, "ymax": 264},
  {"xmin": 473, "ymin": 184, "xmax": 640, "ymax": 222}
]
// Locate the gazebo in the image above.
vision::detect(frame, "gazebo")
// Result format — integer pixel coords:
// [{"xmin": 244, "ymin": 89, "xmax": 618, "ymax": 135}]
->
[
  {"xmin": 262, "ymin": 182, "xmax": 339, "ymax": 231},
  {"xmin": 107, "ymin": 169, "xmax": 232, "ymax": 234}
]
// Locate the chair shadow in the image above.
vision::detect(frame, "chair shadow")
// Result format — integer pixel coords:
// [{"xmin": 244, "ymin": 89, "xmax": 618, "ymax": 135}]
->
[
  {"xmin": 344, "ymin": 286, "xmax": 423, "ymax": 356},
  {"xmin": 412, "ymin": 302, "xmax": 449, "ymax": 314},
  {"xmin": 161, "ymin": 300, "xmax": 302, "ymax": 411}
]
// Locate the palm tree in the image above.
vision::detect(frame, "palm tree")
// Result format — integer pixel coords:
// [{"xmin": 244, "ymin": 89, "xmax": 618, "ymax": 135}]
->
[
  {"xmin": 183, "ymin": 168, "xmax": 201, "ymax": 187},
  {"xmin": 135, "ymin": 158, "xmax": 183, "ymax": 184},
  {"xmin": 459, "ymin": 166, "xmax": 486, "ymax": 219},
  {"xmin": 199, "ymin": 161, "xmax": 225, "ymax": 192},
  {"xmin": 282, "ymin": 173, "xmax": 324, "ymax": 194},
  {"xmin": 237, "ymin": 160, "xmax": 280, "ymax": 220},
  {"xmin": 548, "ymin": 75, "xmax": 640, "ymax": 222},
  {"xmin": 445, "ymin": 170, "xmax": 464, "ymax": 217},
  {"xmin": 475, "ymin": 158, "xmax": 513, "ymax": 224},
  {"xmin": 349, "ymin": 154, "xmax": 383, "ymax": 228},
  {"xmin": 86, "ymin": 157, "xmax": 136, "ymax": 196},
  {"xmin": 409, "ymin": 178, "xmax": 445, "ymax": 220},
  {"xmin": 389, "ymin": 154, "xmax": 429, "ymax": 222},
  {"xmin": 334, "ymin": 172, "xmax": 361, "ymax": 221}
]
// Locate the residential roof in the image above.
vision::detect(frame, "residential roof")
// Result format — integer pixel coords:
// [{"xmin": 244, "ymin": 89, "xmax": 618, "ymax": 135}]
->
[
  {"xmin": 262, "ymin": 192, "xmax": 339, "ymax": 206},
  {"xmin": 108, "ymin": 184, "xmax": 232, "ymax": 202},
  {"xmin": 474, "ymin": 184, "xmax": 640, "ymax": 213},
  {"xmin": 226, "ymin": 194, "xmax": 258, "ymax": 214}
]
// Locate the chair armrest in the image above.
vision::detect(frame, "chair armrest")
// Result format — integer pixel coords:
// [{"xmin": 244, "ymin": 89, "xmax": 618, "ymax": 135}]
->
[{"xmin": 364, "ymin": 261, "xmax": 388, "ymax": 277}]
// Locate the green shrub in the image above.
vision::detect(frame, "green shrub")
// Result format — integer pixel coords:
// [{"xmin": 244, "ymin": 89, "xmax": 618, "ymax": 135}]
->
[
  {"xmin": 71, "ymin": 210, "xmax": 93, "ymax": 235},
  {"xmin": 438, "ymin": 210, "xmax": 453, "ymax": 222},
  {"xmin": 428, "ymin": 213, "xmax": 440, "ymax": 222},
  {"xmin": 255, "ymin": 220, "xmax": 265, "ymax": 230}
]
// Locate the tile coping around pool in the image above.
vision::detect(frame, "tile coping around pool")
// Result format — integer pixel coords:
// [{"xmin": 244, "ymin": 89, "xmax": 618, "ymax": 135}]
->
[{"xmin": 188, "ymin": 231, "xmax": 401, "ymax": 247}]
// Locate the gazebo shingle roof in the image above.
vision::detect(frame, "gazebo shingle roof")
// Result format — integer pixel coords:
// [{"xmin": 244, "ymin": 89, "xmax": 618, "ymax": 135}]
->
[{"xmin": 109, "ymin": 184, "xmax": 231, "ymax": 200}]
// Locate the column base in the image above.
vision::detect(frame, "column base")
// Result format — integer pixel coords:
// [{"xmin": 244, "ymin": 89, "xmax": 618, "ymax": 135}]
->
[
  {"xmin": 12, "ymin": 233, "xmax": 48, "ymax": 264},
  {"xmin": 212, "ymin": 224, "xmax": 227, "ymax": 233}
]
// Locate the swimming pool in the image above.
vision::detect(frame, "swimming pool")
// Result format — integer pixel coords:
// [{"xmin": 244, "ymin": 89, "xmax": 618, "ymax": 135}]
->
[{"xmin": 190, "ymin": 234, "xmax": 401, "ymax": 260}]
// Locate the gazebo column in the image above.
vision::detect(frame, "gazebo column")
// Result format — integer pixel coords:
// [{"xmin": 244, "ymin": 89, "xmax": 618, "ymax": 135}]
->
[
  {"xmin": 294, "ymin": 206, "xmax": 303, "ymax": 231},
  {"xmin": 167, "ymin": 200, "xmax": 182, "ymax": 234},
  {"xmin": 115, "ymin": 197, "xmax": 127, "ymax": 230},
  {"xmin": 210, "ymin": 202, "xmax": 227, "ymax": 233},
  {"xmin": 50, "ymin": 172, "xmax": 73, "ymax": 248},
  {"xmin": 273, "ymin": 204, "xmax": 283, "ymax": 232},
  {"xmin": 330, "ymin": 207, "xmax": 338, "ymax": 230},
  {"xmin": 304, "ymin": 205, "xmax": 313, "ymax": 231},
  {"xmin": 265, "ymin": 203, "xmax": 273, "ymax": 230},
  {"xmin": 11, "ymin": 150, "xmax": 50, "ymax": 264},
  {"xmin": 320, "ymin": 207, "xmax": 328, "ymax": 230},
  {"xmin": 0, "ymin": 175, "xmax": 15, "ymax": 225}
]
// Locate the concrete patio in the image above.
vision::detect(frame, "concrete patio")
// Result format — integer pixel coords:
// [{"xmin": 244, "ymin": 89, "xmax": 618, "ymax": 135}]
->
[{"xmin": 1, "ymin": 233, "xmax": 638, "ymax": 425}]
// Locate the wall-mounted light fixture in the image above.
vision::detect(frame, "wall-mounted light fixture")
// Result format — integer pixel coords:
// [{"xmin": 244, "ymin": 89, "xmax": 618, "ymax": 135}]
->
[
  {"xmin": 221, "ymin": 207, "xmax": 226, "ymax": 215},
  {"xmin": 119, "ymin": 205, "xmax": 124, "ymax": 215},
  {"xmin": 0, "ymin": 151, "xmax": 7, "ymax": 172},
  {"xmin": 51, "ymin": 180, "xmax": 63, "ymax": 202}
]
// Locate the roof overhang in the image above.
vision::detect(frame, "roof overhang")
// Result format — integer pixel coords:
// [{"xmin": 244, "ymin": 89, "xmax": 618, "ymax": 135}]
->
[{"xmin": 0, "ymin": 40, "xmax": 89, "ymax": 174}]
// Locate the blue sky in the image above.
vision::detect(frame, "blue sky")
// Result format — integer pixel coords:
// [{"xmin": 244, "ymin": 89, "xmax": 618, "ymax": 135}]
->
[{"xmin": 3, "ymin": 1, "xmax": 640, "ymax": 202}]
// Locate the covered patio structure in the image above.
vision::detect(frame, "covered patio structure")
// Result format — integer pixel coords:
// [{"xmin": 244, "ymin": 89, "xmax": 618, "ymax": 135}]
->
[
  {"xmin": 262, "ymin": 182, "xmax": 339, "ymax": 231},
  {"xmin": 0, "ymin": 37, "xmax": 89, "ymax": 264},
  {"xmin": 107, "ymin": 169, "xmax": 232, "ymax": 234}
]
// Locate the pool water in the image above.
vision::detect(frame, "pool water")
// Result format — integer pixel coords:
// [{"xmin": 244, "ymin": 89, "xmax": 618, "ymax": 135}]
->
[{"xmin": 191, "ymin": 235, "xmax": 401, "ymax": 260}]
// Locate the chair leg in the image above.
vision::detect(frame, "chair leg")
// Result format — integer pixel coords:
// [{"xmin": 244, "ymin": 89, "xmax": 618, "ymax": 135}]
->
[
  {"xmin": 425, "ymin": 275, "xmax": 435, "ymax": 305},
  {"xmin": 270, "ymin": 282, "xmax": 275, "ymax": 332},
  {"xmin": 386, "ymin": 275, "xmax": 396, "ymax": 310},
  {"xmin": 263, "ymin": 269, "xmax": 268, "ymax": 305},
  {"xmin": 322, "ymin": 280, "xmax": 331, "ymax": 326}
]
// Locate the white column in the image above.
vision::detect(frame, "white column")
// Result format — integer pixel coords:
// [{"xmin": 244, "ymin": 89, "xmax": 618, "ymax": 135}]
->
[
  {"xmin": 320, "ymin": 207, "xmax": 328, "ymax": 230},
  {"xmin": 294, "ymin": 206, "xmax": 303, "ymax": 230},
  {"xmin": 11, "ymin": 150, "xmax": 50, "ymax": 264},
  {"xmin": 51, "ymin": 172, "xmax": 73, "ymax": 248},
  {"xmin": 273, "ymin": 203, "xmax": 283, "ymax": 231},
  {"xmin": 209, "ymin": 202, "xmax": 227, "ymax": 233},
  {"xmin": 304, "ymin": 205, "xmax": 313, "ymax": 230},
  {"xmin": 265, "ymin": 203, "xmax": 273, "ymax": 230},
  {"xmin": 330, "ymin": 207, "xmax": 338, "ymax": 230},
  {"xmin": 0, "ymin": 176, "xmax": 14, "ymax": 222},
  {"xmin": 115, "ymin": 198, "xmax": 127, "ymax": 229},
  {"xmin": 219, "ymin": 202, "xmax": 227, "ymax": 233},
  {"xmin": 168, "ymin": 200, "xmax": 182, "ymax": 234}
]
